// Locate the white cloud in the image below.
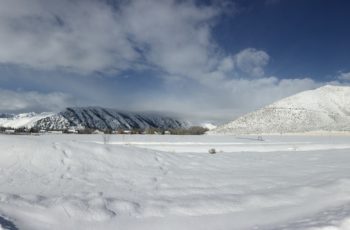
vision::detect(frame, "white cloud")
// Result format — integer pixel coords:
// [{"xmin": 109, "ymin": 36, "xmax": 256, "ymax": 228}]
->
[
  {"xmin": 0, "ymin": 0, "xmax": 224, "ymax": 77},
  {"xmin": 0, "ymin": 89, "xmax": 73, "ymax": 113},
  {"xmin": 0, "ymin": 0, "xmax": 281, "ymax": 83},
  {"xmin": 0, "ymin": 0, "xmax": 138, "ymax": 73},
  {"xmin": 120, "ymin": 0, "xmax": 222, "ymax": 79},
  {"xmin": 337, "ymin": 72, "xmax": 350, "ymax": 81},
  {"xmin": 218, "ymin": 56, "xmax": 235, "ymax": 73},
  {"xmin": 0, "ymin": 0, "xmax": 261, "ymax": 83},
  {"xmin": 233, "ymin": 48, "xmax": 270, "ymax": 78}
]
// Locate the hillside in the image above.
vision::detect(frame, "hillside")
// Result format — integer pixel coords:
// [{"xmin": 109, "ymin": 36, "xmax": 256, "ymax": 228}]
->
[
  {"xmin": 211, "ymin": 85, "xmax": 350, "ymax": 134},
  {"xmin": 0, "ymin": 112, "xmax": 55, "ymax": 129},
  {"xmin": 0, "ymin": 107, "xmax": 187, "ymax": 131}
]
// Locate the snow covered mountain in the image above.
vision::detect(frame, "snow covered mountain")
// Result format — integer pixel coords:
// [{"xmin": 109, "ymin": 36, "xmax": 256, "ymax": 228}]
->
[
  {"xmin": 0, "ymin": 112, "xmax": 55, "ymax": 129},
  {"xmin": 38, "ymin": 107, "xmax": 187, "ymax": 130},
  {"xmin": 211, "ymin": 85, "xmax": 350, "ymax": 134},
  {"xmin": 0, "ymin": 107, "xmax": 187, "ymax": 130}
]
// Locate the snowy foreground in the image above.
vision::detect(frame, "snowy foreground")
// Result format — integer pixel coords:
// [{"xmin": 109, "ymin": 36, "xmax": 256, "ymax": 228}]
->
[{"xmin": 1, "ymin": 135, "xmax": 350, "ymax": 230}]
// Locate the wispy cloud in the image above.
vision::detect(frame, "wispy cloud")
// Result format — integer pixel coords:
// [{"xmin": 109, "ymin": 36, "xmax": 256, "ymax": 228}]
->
[
  {"xmin": 337, "ymin": 72, "xmax": 350, "ymax": 81},
  {"xmin": 232, "ymin": 48, "xmax": 270, "ymax": 78},
  {"xmin": 0, "ymin": 89, "xmax": 73, "ymax": 113}
]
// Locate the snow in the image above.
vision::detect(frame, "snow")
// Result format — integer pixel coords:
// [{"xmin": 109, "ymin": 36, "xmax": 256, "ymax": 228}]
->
[
  {"xmin": 1, "ymin": 134, "xmax": 350, "ymax": 230},
  {"xmin": 0, "ymin": 112, "xmax": 54, "ymax": 129},
  {"xmin": 201, "ymin": 123, "xmax": 217, "ymax": 130},
  {"xmin": 55, "ymin": 107, "xmax": 187, "ymax": 130},
  {"xmin": 0, "ymin": 107, "xmax": 187, "ymax": 131},
  {"xmin": 268, "ymin": 85, "xmax": 350, "ymax": 113},
  {"xmin": 212, "ymin": 85, "xmax": 350, "ymax": 134}
]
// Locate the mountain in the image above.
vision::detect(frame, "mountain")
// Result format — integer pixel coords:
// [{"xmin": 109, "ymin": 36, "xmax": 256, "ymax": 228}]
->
[
  {"xmin": 211, "ymin": 85, "xmax": 350, "ymax": 134},
  {"xmin": 0, "ymin": 112, "xmax": 55, "ymax": 129},
  {"xmin": 0, "ymin": 107, "xmax": 187, "ymax": 131},
  {"xmin": 37, "ymin": 107, "xmax": 187, "ymax": 130}
]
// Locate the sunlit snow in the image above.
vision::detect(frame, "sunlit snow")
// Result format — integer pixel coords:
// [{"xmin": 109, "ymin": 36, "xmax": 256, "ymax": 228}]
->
[{"xmin": 0, "ymin": 134, "xmax": 350, "ymax": 230}]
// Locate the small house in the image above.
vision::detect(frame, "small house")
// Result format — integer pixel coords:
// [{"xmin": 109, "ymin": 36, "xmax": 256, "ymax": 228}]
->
[{"xmin": 67, "ymin": 127, "xmax": 78, "ymax": 134}]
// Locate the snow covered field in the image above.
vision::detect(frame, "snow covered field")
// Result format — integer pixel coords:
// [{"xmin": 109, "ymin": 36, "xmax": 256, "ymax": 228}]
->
[{"xmin": 1, "ymin": 134, "xmax": 350, "ymax": 230}]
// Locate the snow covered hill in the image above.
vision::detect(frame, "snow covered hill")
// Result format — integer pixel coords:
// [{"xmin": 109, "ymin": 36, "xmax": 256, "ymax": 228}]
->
[
  {"xmin": 0, "ymin": 112, "xmax": 55, "ymax": 129},
  {"xmin": 211, "ymin": 85, "xmax": 350, "ymax": 134},
  {"xmin": 0, "ymin": 107, "xmax": 187, "ymax": 130}
]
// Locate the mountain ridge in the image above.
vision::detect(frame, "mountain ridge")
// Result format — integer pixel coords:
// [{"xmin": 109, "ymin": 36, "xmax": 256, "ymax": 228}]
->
[{"xmin": 0, "ymin": 106, "xmax": 187, "ymax": 131}]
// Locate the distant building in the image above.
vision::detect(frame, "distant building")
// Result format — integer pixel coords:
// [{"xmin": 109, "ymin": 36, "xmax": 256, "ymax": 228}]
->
[
  {"xmin": 92, "ymin": 130, "xmax": 104, "ymax": 134},
  {"xmin": 4, "ymin": 129, "xmax": 15, "ymax": 134},
  {"xmin": 123, "ymin": 130, "xmax": 132, "ymax": 134},
  {"xmin": 48, "ymin": 131, "xmax": 63, "ymax": 134},
  {"xmin": 67, "ymin": 127, "xmax": 78, "ymax": 134}
]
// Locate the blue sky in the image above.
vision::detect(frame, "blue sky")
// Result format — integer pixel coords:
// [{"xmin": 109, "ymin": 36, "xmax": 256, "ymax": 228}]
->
[
  {"xmin": 214, "ymin": 0, "xmax": 350, "ymax": 80},
  {"xmin": 0, "ymin": 0, "xmax": 349, "ymax": 122}
]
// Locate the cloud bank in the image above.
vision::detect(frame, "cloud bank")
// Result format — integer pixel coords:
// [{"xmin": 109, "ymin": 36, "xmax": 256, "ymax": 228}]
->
[{"xmin": 0, "ymin": 89, "xmax": 73, "ymax": 113}]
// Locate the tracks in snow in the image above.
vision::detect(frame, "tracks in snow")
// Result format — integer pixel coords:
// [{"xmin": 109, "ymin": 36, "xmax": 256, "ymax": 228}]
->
[
  {"xmin": 53, "ymin": 142, "xmax": 73, "ymax": 181},
  {"xmin": 152, "ymin": 153, "xmax": 171, "ymax": 191}
]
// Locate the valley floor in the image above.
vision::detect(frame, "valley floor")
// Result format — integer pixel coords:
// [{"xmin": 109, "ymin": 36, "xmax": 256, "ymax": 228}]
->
[{"xmin": 0, "ymin": 134, "xmax": 350, "ymax": 230}]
